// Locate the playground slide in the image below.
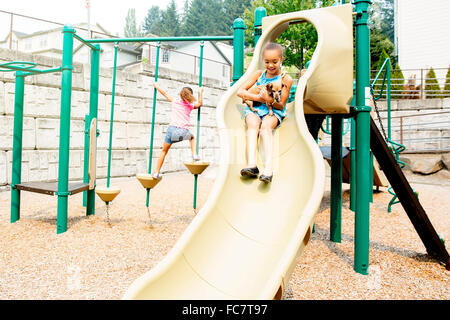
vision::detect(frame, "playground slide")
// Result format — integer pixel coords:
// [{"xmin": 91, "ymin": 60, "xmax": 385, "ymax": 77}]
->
[{"xmin": 123, "ymin": 4, "xmax": 354, "ymax": 299}]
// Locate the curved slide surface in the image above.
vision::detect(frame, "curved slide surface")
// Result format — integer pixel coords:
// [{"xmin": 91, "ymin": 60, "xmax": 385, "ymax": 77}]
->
[{"xmin": 123, "ymin": 4, "xmax": 353, "ymax": 299}]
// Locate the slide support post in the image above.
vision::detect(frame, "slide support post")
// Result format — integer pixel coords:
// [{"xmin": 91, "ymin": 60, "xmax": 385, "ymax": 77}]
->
[{"xmin": 354, "ymin": 0, "xmax": 372, "ymax": 275}]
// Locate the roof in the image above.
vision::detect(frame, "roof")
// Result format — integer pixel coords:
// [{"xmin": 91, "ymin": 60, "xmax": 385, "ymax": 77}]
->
[{"xmin": 0, "ymin": 30, "xmax": 29, "ymax": 43}]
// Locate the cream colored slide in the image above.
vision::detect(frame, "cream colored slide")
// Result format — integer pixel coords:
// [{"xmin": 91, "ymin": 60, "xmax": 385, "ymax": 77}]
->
[{"xmin": 123, "ymin": 4, "xmax": 353, "ymax": 300}]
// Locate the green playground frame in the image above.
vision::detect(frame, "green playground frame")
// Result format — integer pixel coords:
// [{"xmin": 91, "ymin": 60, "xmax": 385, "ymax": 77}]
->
[{"xmin": 5, "ymin": 20, "xmax": 245, "ymax": 234}]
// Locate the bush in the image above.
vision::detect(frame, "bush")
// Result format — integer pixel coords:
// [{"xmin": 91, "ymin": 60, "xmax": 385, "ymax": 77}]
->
[
  {"xmin": 425, "ymin": 67, "xmax": 443, "ymax": 99},
  {"xmin": 444, "ymin": 66, "xmax": 450, "ymax": 98},
  {"xmin": 391, "ymin": 64, "xmax": 405, "ymax": 99}
]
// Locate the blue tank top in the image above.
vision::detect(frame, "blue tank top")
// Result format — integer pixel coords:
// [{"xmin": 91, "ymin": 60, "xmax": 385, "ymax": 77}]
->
[{"xmin": 247, "ymin": 70, "xmax": 286, "ymax": 119}]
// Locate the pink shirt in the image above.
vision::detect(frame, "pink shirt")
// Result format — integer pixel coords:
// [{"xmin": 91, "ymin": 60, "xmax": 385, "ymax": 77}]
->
[{"xmin": 169, "ymin": 99, "xmax": 195, "ymax": 129}]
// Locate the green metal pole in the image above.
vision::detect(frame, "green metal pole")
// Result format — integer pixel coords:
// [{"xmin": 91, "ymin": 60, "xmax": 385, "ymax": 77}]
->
[
  {"xmin": 254, "ymin": 7, "xmax": 266, "ymax": 47},
  {"xmin": 146, "ymin": 42, "xmax": 161, "ymax": 207},
  {"xmin": 350, "ymin": 117, "xmax": 356, "ymax": 212},
  {"xmin": 85, "ymin": 36, "xmax": 234, "ymax": 44},
  {"xmin": 330, "ymin": 115, "xmax": 343, "ymax": 243},
  {"xmin": 193, "ymin": 42, "xmax": 204, "ymax": 210},
  {"xmin": 369, "ymin": 151, "xmax": 374, "ymax": 203},
  {"xmin": 232, "ymin": 18, "xmax": 245, "ymax": 85},
  {"xmin": 10, "ymin": 72, "xmax": 25, "ymax": 223},
  {"xmin": 82, "ymin": 113, "xmax": 90, "ymax": 207},
  {"xmin": 56, "ymin": 25, "xmax": 75, "ymax": 234},
  {"xmin": 354, "ymin": 0, "xmax": 372, "ymax": 275},
  {"xmin": 106, "ymin": 43, "xmax": 119, "ymax": 188},
  {"xmin": 86, "ymin": 44, "xmax": 100, "ymax": 216},
  {"xmin": 387, "ymin": 61, "xmax": 391, "ymax": 140}
]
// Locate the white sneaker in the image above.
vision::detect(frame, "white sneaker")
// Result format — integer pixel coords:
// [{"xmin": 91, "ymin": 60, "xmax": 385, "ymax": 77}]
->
[{"xmin": 192, "ymin": 155, "xmax": 201, "ymax": 162}]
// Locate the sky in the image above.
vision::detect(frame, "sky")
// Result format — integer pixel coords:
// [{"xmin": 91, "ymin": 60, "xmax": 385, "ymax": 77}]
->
[{"xmin": 0, "ymin": 0, "xmax": 186, "ymax": 38}]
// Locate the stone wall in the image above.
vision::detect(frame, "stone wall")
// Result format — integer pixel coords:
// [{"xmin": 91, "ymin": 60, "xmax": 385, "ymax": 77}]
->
[
  {"xmin": 0, "ymin": 48, "xmax": 227, "ymax": 187},
  {"xmin": 320, "ymin": 98, "xmax": 450, "ymax": 152}
]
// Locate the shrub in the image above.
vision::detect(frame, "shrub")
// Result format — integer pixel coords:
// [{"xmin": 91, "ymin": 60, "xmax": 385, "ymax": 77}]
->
[
  {"xmin": 425, "ymin": 67, "xmax": 443, "ymax": 99},
  {"xmin": 391, "ymin": 64, "xmax": 405, "ymax": 99},
  {"xmin": 444, "ymin": 66, "xmax": 450, "ymax": 98}
]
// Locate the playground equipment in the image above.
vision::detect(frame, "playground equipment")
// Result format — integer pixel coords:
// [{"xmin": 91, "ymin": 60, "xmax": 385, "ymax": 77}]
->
[
  {"xmin": 123, "ymin": 3, "xmax": 353, "ymax": 299},
  {"xmin": 7, "ymin": 24, "xmax": 238, "ymax": 233},
  {"xmin": 124, "ymin": 1, "xmax": 449, "ymax": 300},
  {"xmin": 95, "ymin": 43, "xmax": 121, "ymax": 225},
  {"xmin": 4, "ymin": 27, "xmax": 101, "ymax": 234}
]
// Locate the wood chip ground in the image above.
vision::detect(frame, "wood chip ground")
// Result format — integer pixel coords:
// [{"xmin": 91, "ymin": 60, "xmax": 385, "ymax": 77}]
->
[{"xmin": 0, "ymin": 167, "xmax": 448, "ymax": 300}]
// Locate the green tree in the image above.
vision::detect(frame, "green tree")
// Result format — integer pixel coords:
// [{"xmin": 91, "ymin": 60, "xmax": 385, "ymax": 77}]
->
[
  {"xmin": 182, "ymin": 0, "xmax": 228, "ymax": 36},
  {"xmin": 143, "ymin": 6, "xmax": 163, "ymax": 35},
  {"xmin": 160, "ymin": 0, "xmax": 181, "ymax": 36},
  {"xmin": 124, "ymin": 8, "xmax": 142, "ymax": 37},
  {"xmin": 223, "ymin": 0, "xmax": 251, "ymax": 27},
  {"xmin": 371, "ymin": 0, "xmax": 394, "ymax": 43},
  {"xmin": 391, "ymin": 63, "xmax": 405, "ymax": 100},
  {"xmin": 425, "ymin": 67, "xmax": 443, "ymax": 99},
  {"xmin": 243, "ymin": 0, "xmax": 335, "ymax": 70},
  {"xmin": 370, "ymin": 28, "xmax": 394, "ymax": 70},
  {"xmin": 444, "ymin": 66, "xmax": 450, "ymax": 98}
]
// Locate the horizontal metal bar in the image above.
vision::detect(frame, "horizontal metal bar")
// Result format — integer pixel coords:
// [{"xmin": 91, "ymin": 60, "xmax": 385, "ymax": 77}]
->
[
  {"xmin": 401, "ymin": 149, "xmax": 450, "ymax": 154},
  {"xmin": 22, "ymin": 67, "xmax": 63, "ymax": 76},
  {"xmin": 377, "ymin": 111, "xmax": 450, "ymax": 120},
  {"xmin": 73, "ymin": 33, "xmax": 100, "ymax": 51},
  {"xmin": 85, "ymin": 35, "xmax": 233, "ymax": 44}
]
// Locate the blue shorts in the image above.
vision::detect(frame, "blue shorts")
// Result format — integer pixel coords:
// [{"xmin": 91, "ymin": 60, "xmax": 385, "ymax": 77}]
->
[
  {"xmin": 164, "ymin": 126, "xmax": 192, "ymax": 144},
  {"xmin": 244, "ymin": 106, "xmax": 284, "ymax": 129}
]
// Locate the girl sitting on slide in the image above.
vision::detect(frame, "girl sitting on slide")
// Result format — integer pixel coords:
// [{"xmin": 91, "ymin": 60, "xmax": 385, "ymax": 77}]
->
[
  {"xmin": 151, "ymin": 83, "xmax": 203, "ymax": 179},
  {"xmin": 237, "ymin": 42, "xmax": 293, "ymax": 183}
]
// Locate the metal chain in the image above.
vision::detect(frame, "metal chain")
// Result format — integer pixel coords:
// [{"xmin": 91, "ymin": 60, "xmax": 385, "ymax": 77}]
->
[
  {"xmin": 105, "ymin": 204, "xmax": 111, "ymax": 227},
  {"xmin": 370, "ymin": 87, "xmax": 389, "ymax": 143},
  {"xmin": 146, "ymin": 206, "xmax": 152, "ymax": 225}
]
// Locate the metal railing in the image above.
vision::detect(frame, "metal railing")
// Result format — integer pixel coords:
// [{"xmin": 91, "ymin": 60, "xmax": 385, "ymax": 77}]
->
[
  {"xmin": 376, "ymin": 110, "xmax": 450, "ymax": 153},
  {"xmin": 371, "ymin": 67, "xmax": 450, "ymax": 100}
]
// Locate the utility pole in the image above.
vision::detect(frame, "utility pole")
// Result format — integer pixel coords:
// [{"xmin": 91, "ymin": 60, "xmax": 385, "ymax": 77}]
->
[
  {"xmin": 86, "ymin": 0, "xmax": 91, "ymax": 39},
  {"xmin": 86, "ymin": 0, "xmax": 92, "ymax": 64}
]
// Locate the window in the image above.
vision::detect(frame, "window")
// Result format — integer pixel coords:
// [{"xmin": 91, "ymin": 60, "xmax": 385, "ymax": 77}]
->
[
  {"xmin": 162, "ymin": 49, "xmax": 170, "ymax": 63},
  {"xmin": 223, "ymin": 64, "xmax": 229, "ymax": 78},
  {"xmin": 40, "ymin": 36, "xmax": 47, "ymax": 48},
  {"xmin": 24, "ymin": 39, "xmax": 32, "ymax": 50}
]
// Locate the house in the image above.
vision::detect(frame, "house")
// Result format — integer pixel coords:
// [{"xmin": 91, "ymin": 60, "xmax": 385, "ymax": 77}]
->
[
  {"xmin": 0, "ymin": 23, "xmax": 141, "ymax": 69},
  {"xmin": 138, "ymin": 37, "xmax": 233, "ymax": 84},
  {"xmin": 1, "ymin": 24, "xmax": 233, "ymax": 83},
  {"xmin": 395, "ymin": 0, "xmax": 450, "ymax": 88},
  {"xmin": 0, "ymin": 30, "xmax": 29, "ymax": 50}
]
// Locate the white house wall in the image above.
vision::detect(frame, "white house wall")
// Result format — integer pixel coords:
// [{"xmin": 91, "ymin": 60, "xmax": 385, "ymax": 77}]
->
[{"xmin": 396, "ymin": 0, "xmax": 450, "ymax": 87}]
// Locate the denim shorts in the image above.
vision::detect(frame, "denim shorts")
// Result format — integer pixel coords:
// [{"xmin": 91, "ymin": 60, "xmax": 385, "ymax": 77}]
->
[
  {"xmin": 164, "ymin": 126, "xmax": 192, "ymax": 144},
  {"xmin": 244, "ymin": 107, "xmax": 284, "ymax": 129}
]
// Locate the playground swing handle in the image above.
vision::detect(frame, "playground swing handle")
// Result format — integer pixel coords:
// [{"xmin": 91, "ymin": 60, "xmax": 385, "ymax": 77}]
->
[
  {"xmin": 146, "ymin": 42, "xmax": 161, "ymax": 208},
  {"xmin": 106, "ymin": 43, "xmax": 119, "ymax": 189},
  {"xmin": 192, "ymin": 41, "xmax": 205, "ymax": 211}
]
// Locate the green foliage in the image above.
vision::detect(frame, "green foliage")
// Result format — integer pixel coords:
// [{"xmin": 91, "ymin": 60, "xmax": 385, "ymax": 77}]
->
[
  {"xmin": 425, "ymin": 67, "xmax": 443, "ymax": 99},
  {"xmin": 140, "ymin": 0, "xmax": 250, "ymax": 37},
  {"xmin": 183, "ymin": 0, "xmax": 234, "ymax": 36},
  {"xmin": 124, "ymin": 8, "xmax": 142, "ymax": 38},
  {"xmin": 371, "ymin": 0, "xmax": 394, "ymax": 43},
  {"xmin": 391, "ymin": 63, "xmax": 405, "ymax": 100},
  {"xmin": 370, "ymin": 28, "xmax": 394, "ymax": 70},
  {"xmin": 142, "ymin": 6, "xmax": 163, "ymax": 35},
  {"xmin": 243, "ymin": 0, "xmax": 335, "ymax": 70},
  {"xmin": 444, "ymin": 66, "xmax": 450, "ymax": 98},
  {"xmin": 160, "ymin": 0, "xmax": 180, "ymax": 36}
]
